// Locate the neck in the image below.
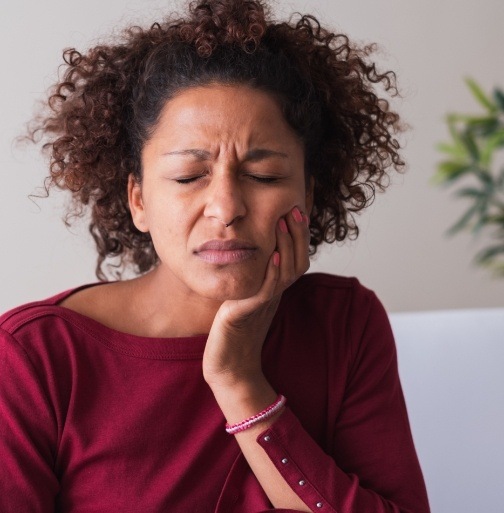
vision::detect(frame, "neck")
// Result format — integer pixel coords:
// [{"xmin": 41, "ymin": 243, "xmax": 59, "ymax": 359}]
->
[{"xmin": 127, "ymin": 266, "xmax": 222, "ymax": 338}]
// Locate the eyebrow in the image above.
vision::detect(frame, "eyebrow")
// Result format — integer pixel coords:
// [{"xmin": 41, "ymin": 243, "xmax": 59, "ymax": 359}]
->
[{"xmin": 163, "ymin": 148, "xmax": 288, "ymax": 162}]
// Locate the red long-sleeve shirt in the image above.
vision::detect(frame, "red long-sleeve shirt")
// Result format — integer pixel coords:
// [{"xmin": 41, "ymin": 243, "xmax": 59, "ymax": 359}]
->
[{"xmin": 0, "ymin": 273, "xmax": 430, "ymax": 512}]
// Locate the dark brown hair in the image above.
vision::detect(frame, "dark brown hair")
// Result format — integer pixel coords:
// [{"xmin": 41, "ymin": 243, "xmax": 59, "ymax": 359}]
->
[{"xmin": 30, "ymin": 0, "xmax": 404, "ymax": 279}]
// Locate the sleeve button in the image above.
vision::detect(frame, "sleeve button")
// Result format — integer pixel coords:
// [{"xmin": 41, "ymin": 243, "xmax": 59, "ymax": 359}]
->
[
  {"xmin": 263, "ymin": 436, "xmax": 271, "ymax": 442},
  {"xmin": 281, "ymin": 458, "xmax": 288, "ymax": 464},
  {"xmin": 298, "ymin": 480, "xmax": 306, "ymax": 486},
  {"xmin": 316, "ymin": 502, "xmax": 323, "ymax": 508}
]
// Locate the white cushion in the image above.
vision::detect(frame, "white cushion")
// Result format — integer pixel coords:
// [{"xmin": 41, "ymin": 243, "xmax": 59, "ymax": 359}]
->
[{"xmin": 389, "ymin": 308, "xmax": 504, "ymax": 513}]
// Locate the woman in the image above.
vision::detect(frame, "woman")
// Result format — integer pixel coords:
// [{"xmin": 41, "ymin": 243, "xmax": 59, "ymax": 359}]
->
[{"xmin": 0, "ymin": 0, "xmax": 430, "ymax": 511}]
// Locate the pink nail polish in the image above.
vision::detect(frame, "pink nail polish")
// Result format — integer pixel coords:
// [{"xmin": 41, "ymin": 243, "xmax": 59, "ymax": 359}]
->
[
  {"xmin": 292, "ymin": 207, "xmax": 303, "ymax": 223},
  {"xmin": 279, "ymin": 218, "xmax": 288, "ymax": 233},
  {"xmin": 273, "ymin": 252, "xmax": 280, "ymax": 266}
]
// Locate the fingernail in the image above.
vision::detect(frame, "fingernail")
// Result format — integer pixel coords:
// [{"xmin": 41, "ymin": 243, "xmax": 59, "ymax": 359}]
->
[
  {"xmin": 279, "ymin": 218, "xmax": 288, "ymax": 233},
  {"xmin": 292, "ymin": 207, "xmax": 303, "ymax": 223},
  {"xmin": 273, "ymin": 252, "xmax": 280, "ymax": 266},
  {"xmin": 303, "ymin": 213, "xmax": 310, "ymax": 227}
]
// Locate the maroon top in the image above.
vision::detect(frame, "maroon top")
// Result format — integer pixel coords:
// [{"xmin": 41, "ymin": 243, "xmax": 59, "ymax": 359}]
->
[{"xmin": 0, "ymin": 273, "xmax": 430, "ymax": 512}]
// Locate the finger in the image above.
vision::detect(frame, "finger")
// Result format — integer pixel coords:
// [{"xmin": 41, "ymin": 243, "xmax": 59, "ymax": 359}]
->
[
  {"xmin": 285, "ymin": 206, "xmax": 311, "ymax": 276},
  {"xmin": 275, "ymin": 216, "xmax": 296, "ymax": 293},
  {"xmin": 250, "ymin": 251, "xmax": 281, "ymax": 303},
  {"xmin": 219, "ymin": 249, "xmax": 281, "ymax": 322}
]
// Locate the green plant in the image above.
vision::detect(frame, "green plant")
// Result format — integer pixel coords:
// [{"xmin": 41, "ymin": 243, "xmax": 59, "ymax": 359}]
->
[{"xmin": 435, "ymin": 78, "xmax": 504, "ymax": 276}]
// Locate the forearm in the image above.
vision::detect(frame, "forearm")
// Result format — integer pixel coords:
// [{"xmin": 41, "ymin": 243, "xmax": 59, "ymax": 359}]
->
[
  {"xmin": 210, "ymin": 379, "xmax": 310, "ymax": 512},
  {"xmin": 210, "ymin": 378, "xmax": 430, "ymax": 513}
]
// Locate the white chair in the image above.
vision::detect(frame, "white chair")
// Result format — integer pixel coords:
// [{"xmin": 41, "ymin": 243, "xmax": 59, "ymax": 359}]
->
[{"xmin": 389, "ymin": 308, "xmax": 504, "ymax": 513}]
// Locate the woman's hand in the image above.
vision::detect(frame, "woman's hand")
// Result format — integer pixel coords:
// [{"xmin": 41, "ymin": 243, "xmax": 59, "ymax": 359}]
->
[{"xmin": 202, "ymin": 205, "xmax": 310, "ymax": 392}]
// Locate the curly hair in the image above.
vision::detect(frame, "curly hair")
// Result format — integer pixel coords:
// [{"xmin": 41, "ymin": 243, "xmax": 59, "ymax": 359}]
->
[{"xmin": 30, "ymin": 0, "xmax": 404, "ymax": 280}]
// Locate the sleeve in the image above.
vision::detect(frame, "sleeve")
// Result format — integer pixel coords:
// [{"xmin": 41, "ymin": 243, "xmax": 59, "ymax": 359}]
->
[
  {"xmin": 256, "ymin": 290, "xmax": 430, "ymax": 513},
  {"xmin": 0, "ymin": 327, "xmax": 59, "ymax": 513}
]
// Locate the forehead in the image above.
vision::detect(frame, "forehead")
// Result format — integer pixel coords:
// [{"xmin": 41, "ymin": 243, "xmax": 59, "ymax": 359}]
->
[{"xmin": 148, "ymin": 83, "xmax": 301, "ymax": 151}]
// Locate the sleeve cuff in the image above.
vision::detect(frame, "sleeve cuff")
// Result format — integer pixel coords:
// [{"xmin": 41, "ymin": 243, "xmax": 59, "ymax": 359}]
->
[{"xmin": 257, "ymin": 407, "xmax": 337, "ymax": 513}]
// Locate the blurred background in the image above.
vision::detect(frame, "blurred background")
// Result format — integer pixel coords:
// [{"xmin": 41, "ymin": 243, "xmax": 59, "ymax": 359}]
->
[{"xmin": 1, "ymin": 0, "xmax": 503, "ymax": 313}]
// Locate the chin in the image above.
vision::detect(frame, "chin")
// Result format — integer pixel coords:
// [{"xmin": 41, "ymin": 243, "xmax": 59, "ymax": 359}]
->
[{"xmin": 197, "ymin": 274, "xmax": 263, "ymax": 302}]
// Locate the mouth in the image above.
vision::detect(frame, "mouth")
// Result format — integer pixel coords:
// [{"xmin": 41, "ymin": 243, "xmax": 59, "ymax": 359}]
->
[{"xmin": 194, "ymin": 239, "xmax": 258, "ymax": 264}]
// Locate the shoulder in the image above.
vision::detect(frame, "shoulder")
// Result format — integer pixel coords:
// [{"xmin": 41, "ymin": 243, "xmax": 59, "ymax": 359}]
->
[
  {"xmin": 0, "ymin": 285, "xmax": 94, "ymax": 336},
  {"xmin": 290, "ymin": 272, "xmax": 359, "ymax": 291},
  {"xmin": 287, "ymin": 274, "xmax": 397, "ymax": 372},
  {"xmin": 0, "ymin": 285, "xmax": 109, "ymax": 391},
  {"xmin": 276, "ymin": 272, "xmax": 391, "ymax": 355},
  {"xmin": 282, "ymin": 272, "xmax": 379, "ymax": 314}
]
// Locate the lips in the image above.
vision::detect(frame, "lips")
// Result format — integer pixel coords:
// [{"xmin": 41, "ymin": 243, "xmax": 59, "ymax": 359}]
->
[{"xmin": 194, "ymin": 239, "xmax": 257, "ymax": 264}]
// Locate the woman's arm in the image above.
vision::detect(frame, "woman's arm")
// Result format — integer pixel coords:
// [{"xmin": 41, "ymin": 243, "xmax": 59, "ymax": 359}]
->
[
  {"xmin": 204, "ymin": 209, "xmax": 430, "ymax": 512},
  {"xmin": 0, "ymin": 328, "xmax": 58, "ymax": 513},
  {"xmin": 204, "ymin": 206, "xmax": 312, "ymax": 511},
  {"xmin": 255, "ymin": 290, "xmax": 430, "ymax": 513},
  {"xmin": 211, "ymin": 379, "xmax": 310, "ymax": 512}
]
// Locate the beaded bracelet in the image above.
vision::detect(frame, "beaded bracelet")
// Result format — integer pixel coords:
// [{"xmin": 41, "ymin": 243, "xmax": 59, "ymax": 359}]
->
[{"xmin": 225, "ymin": 394, "xmax": 286, "ymax": 435}]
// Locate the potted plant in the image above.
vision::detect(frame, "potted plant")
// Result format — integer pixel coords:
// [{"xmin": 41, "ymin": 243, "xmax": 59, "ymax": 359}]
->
[{"xmin": 435, "ymin": 79, "xmax": 504, "ymax": 276}]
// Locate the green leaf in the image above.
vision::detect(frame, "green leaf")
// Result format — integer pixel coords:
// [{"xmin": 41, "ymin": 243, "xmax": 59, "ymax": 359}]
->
[
  {"xmin": 434, "ymin": 161, "xmax": 471, "ymax": 184},
  {"xmin": 446, "ymin": 113, "xmax": 481, "ymax": 123},
  {"xmin": 496, "ymin": 167, "xmax": 504, "ymax": 188},
  {"xmin": 460, "ymin": 131, "xmax": 480, "ymax": 161},
  {"xmin": 475, "ymin": 244, "xmax": 504, "ymax": 264},
  {"xmin": 447, "ymin": 118, "xmax": 466, "ymax": 149},
  {"xmin": 494, "ymin": 88, "xmax": 504, "ymax": 111},
  {"xmin": 486, "ymin": 212, "xmax": 504, "ymax": 225},
  {"xmin": 446, "ymin": 203, "xmax": 479, "ymax": 236},
  {"xmin": 453, "ymin": 115, "xmax": 498, "ymax": 126},
  {"xmin": 480, "ymin": 130, "xmax": 504, "ymax": 166},
  {"xmin": 465, "ymin": 78, "xmax": 497, "ymax": 112},
  {"xmin": 472, "ymin": 211, "xmax": 491, "ymax": 235},
  {"xmin": 455, "ymin": 187, "xmax": 485, "ymax": 199},
  {"xmin": 475, "ymin": 168, "xmax": 494, "ymax": 187},
  {"xmin": 436, "ymin": 142, "xmax": 466, "ymax": 159},
  {"xmin": 468, "ymin": 117, "xmax": 500, "ymax": 137}
]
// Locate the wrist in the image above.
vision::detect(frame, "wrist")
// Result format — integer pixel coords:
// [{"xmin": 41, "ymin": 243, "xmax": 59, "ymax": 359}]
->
[
  {"xmin": 210, "ymin": 377, "xmax": 278, "ymax": 427},
  {"xmin": 225, "ymin": 394, "xmax": 286, "ymax": 434},
  {"xmin": 204, "ymin": 366, "xmax": 264, "ymax": 391}
]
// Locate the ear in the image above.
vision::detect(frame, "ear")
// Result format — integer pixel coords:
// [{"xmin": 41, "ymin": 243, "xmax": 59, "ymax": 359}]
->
[
  {"xmin": 128, "ymin": 174, "xmax": 149, "ymax": 233},
  {"xmin": 305, "ymin": 175, "xmax": 315, "ymax": 215}
]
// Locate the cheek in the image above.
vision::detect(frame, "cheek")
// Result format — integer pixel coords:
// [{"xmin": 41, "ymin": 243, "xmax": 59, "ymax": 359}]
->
[
  {"xmin": 143, "ymin": 197, "xmax": 190, "ymax": 247},
  {"xmin": 256, "ymin": 191, "xmax": 302, "ymax": 241},
  {"xmin": 264, "ymin": 187, "xmax": 307, "ymax": 220}
]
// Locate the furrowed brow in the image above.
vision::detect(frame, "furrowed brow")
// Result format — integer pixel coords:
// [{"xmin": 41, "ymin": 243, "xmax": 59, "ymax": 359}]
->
[
  {"xmin": 162, "ymin": 148, "xmax": 288, "ymax": 162},
  {"xmin": 244, "ymin": 149, "xmax": 288, "ymax": 162},
  {"xmin": 163, "ymin": 149, "xmax": 211, "ymax": 160}
]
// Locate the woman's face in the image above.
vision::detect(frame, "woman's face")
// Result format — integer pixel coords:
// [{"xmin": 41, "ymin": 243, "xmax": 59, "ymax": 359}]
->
[{"xmin": 129, "ymin": 83, "xmax": 312, "ymax": 302}]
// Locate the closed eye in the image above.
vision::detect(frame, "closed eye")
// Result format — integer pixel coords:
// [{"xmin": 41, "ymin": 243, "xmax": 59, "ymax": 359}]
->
[
  {"xmin": 174, "ymin": 175, "xmax": 205, "ymax": 184},
  {"xmin": 173, "ymin": 174, "xmax": 282, "ymax": 184},
  {"xmin": 247, "ymin": 175, "xmax": 281, "ymax": 184}
]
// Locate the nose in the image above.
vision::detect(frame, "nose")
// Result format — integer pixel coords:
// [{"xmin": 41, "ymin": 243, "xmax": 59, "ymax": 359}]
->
[{"xmin": 203, "ymin": 170, "xmax": 247, "ymax": 226}]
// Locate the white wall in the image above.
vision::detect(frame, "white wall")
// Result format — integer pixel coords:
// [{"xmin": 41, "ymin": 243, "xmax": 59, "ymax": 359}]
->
[{"xmin": 1, "ymin": 0, "xmax": 503, "ymax": 312}]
